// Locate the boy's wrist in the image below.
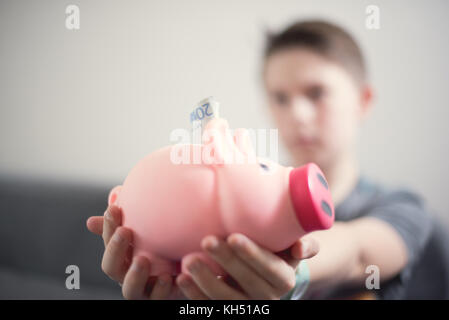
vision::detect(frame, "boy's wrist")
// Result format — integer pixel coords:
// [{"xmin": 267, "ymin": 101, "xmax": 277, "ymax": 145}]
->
[{"xmin": 280, "ymin": 260, "xmax": 310, "ymax": 300}]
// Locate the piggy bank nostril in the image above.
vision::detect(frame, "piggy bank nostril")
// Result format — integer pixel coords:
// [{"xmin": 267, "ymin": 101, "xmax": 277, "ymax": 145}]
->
[
  {"xmin": 321, "ymin": 200, "xmax": 333, "ymax": 217},
  {"xmin": 259, "ymin": 163, "xmax": 269, "ymax": 171},
  {"xmin": 316, "ymin": 173, "xmax": 329, "ymax": 190}
]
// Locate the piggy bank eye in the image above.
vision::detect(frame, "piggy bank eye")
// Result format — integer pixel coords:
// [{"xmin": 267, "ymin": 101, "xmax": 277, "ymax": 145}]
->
[{"xmin": 259, "ymin": 162, "xmax": 269, "ymax": 171}]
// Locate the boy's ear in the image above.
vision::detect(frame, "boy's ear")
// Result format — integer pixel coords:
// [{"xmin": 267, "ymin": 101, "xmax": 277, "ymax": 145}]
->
[{"xmin": 359, "ymin": 84, "xmax": 375, "ymax": 120}]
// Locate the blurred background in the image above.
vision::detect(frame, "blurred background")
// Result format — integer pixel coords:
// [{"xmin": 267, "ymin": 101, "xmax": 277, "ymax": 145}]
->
[{"xmin": 0, "ymin": 0, "xmax": 448, "ymax": 299}]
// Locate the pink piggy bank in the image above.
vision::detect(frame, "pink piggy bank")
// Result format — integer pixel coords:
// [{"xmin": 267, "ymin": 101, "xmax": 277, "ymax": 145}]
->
[{"xmin": 108, "ymin": 117, "xmax": 334, "ymax": 276}]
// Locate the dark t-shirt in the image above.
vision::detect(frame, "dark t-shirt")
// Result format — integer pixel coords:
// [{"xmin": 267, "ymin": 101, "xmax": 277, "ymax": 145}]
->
[{"xmin": 321, "ymin": 176, "xmax": 433, "ymax": 299}]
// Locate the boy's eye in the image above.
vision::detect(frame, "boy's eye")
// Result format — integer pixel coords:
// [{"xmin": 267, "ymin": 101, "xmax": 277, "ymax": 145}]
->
[
  {"xmin": 273, "ymin": 92, "xmax": 289, "ymax": 106},
  {"xmin": 307, "ymin": 86, "xmax": 325, "ymax": 101}
]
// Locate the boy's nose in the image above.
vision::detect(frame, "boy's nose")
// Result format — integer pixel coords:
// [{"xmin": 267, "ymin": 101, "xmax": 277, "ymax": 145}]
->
[{"xmin": 291, "ymin": 97, "xmax": 315, "ymax": 124}]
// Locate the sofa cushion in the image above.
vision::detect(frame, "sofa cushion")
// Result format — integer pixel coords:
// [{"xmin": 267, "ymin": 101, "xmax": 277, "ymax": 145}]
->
[{"xmin": 0, "ymin": 175, "xmax": 122, "ymax": 299}]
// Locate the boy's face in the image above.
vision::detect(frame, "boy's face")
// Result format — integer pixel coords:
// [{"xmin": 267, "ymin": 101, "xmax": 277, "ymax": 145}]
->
[{"xmin": 263, "ymin": 48, "xmax": 370, "ymax": 169}]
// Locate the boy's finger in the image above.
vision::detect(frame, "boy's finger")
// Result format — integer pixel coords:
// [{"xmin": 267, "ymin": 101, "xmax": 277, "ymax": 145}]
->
[
  {"xmin": 277, "ymin": 238, "xmax": 320, "ymax": 269},
  {"xmin": 291, "ymin": 238, "xmax": 320, "ymax": 260},
  {"xmin": 103, "ymin": 205, "xmax": 122, "ymax": 247},
  {"xmin": 201, "ymin": 236, "xmax": 274, "ymax": 299},
  {"xmin": 87, "ymin": 216, "xmax": 104, "ymax": 235},
  {"xmin": 226, "ymin": 233, "xmax": 296, "ymax": 293},
  {"xmin": 282, "ymin": 254, "xmax": 300, "ymax": 269},
  {"xmin": 102, "ymin": 227, "xmax": 133, "ymax": 283},
  {"xmin": 184, "ymin": 255, "xmax": 247, "ymax": 300},
  {"xmin": 122, "ymin": 256, "xmax": 151, "ymax": 300},
  {"xmin": 176, "ymin": 273, "xmax": 210, "ymax": 300},
  {"xmin": 149, "ymin": 274, "xmax": 173, "ymax": 300}
]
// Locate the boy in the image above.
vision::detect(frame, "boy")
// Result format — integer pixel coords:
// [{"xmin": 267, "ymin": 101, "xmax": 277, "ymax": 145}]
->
[{"xmin": 87, "ymin": 20, "xmax": 433, "ymax": 299}]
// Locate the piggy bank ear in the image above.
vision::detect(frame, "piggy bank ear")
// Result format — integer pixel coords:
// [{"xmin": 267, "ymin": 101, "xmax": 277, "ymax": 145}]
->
[
  {"xmin": 202, "ymin": 118, "xmax": 235, "ymax": 164},
  {"xmin": 108, "ymin": 185, "xmax": 122, "ymax": 206},
  {"xmin": 233, "ymin": 128, "xmax": 256, "ymax": 163}
]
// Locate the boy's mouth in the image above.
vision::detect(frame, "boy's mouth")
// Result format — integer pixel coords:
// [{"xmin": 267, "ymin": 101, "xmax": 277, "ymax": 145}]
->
[{"xmin": 295, "ymin": 135, "xmax": 317, "ymax": 147}]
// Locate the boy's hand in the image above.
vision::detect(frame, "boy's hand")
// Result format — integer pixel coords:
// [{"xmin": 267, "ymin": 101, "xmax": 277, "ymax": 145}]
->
[
  {"xmin": 87, "ymin": 206, "xmax": 319, "ymax": 300},
  {"xmin": 176, "ymin": 234, "xmax": 319, "ymax": 300},
  {"xmin": 86, "ymin": 205, "xmax": 177, "ymax": 300}
]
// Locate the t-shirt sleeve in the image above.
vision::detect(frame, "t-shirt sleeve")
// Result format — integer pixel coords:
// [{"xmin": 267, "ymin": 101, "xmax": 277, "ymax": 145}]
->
[{"xmin": 364, "ymin": 189, "xmax": 433, "ymax": 298}]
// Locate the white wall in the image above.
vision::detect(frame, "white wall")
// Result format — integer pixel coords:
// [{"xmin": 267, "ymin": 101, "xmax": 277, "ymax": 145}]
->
[{"xmin": 1, "ymin": 0, "xmax": 448, "ymax": 221}]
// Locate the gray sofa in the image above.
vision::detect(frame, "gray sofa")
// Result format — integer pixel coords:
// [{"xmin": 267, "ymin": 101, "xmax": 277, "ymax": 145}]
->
[
  {"xmin": 0, "ymin": 175, "xmax": 122, "ymax": 299},
  {"xmin": 1, "ymin": 175, "xmax": 448, "ymax": 299}
]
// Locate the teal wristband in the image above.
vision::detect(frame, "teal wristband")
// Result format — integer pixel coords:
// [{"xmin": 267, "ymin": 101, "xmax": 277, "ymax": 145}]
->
[{"xmin": 280, "ymin": 260, "xmax": 310, "ymax": 300}]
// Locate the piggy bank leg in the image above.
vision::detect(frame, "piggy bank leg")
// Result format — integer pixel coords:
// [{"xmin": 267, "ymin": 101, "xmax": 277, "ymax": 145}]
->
[{"xmin": 181, "ymin": 252, "xmax": 225, "ymax": 277}]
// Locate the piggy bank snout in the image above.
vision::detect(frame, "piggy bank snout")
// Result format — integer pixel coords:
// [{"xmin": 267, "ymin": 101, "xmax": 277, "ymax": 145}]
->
[{"xmin": 289, "ymin": 163, "xmax": 335, "ymax": 233}]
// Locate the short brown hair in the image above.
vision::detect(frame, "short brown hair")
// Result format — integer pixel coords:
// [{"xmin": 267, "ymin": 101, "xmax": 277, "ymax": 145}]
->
[{"xmin": 263, "ymin": 20, "xmax": 367, "ymax": 85}]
